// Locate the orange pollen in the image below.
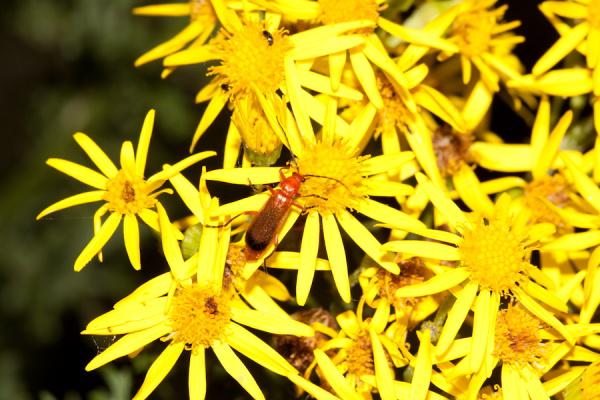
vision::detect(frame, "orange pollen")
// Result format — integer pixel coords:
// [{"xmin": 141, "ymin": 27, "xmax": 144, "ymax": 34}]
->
[
  {"xmin": 459, "ymin": 214, "xmax": 530, "ymax": 294},
  {"xmin": 103, "ymin": 170, "xmax": 154, "ymax": 214},
  {"xmin": 492, "ymin": 303, "xmax": 549, "ymax": 370},
  {"xmin": 208, "ymin": 21, "xmax": 293, "ymax": 99},
  {"xmin": 166, "ymin": 283, "xmax": 232, "ymax": 351},
  {"xmin": 432, "ymin": 125, "xmax": 474, "ymax": 176},
  {"xmin": 318, "ymin": 0, "xmax": 379, "ymax": 34}
]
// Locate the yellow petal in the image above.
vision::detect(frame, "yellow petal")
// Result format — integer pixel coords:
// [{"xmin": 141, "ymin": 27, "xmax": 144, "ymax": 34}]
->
[
  {"xmin": 285, "ymin": 56, "xmax": 314, "ymax": 139},
  {"xmin": 75, "ymin": 212, "xmax": 122, "ymax": 271},
  {"xmin": 336, "ymin": 310, "xmax": 360, "ymax": 339},
  {"xmin": 543, "ymin": 230, "xmax": 600, "ymax": 251},
  {"xmin": 521, "ymin": 280, "xmax": 568, "ymax": 313},
  {"xmin": 323, "ymin": 213, "xmax": 350, "ymax": 302},
  {"xmin": 136, "ymin": 110, "xmax": 155, "ymax": 176},
  {"xmin": 149, "ymin": 151, "xmax": 216, "ymax": 184},
  {"xmin": 123, "ymin": 213, "xmax": 141, "ymax": 270},
  {"xmin": 211, "ymin": 341, "xmax": 265, "ymax": 400},
  {"xmin": 470, "ymin": 143, "xmax": 533, "ymax": 172},
  {"xmin": 381, "ymin": 240, "xmax": 460, "ymax": 261},
  {"xmin": 85, "ymin": 297, "xmax": 167, "ymax": 332},
  {"xmin": 370, "ymin": 329, "xmax": 395, "ymax": 400},
  {"xmin": 157, "ymin": 203, "xmax": 184, "ymax": 269},
  {"xmin": 395, "ymin": 267, "xmax": 470, "ymax": 298},
  {"xmin": 338, "ymin": 210, "xmax": 399, "ymax": 273},
  {"xmin": 226, "ymin": 322, "xmax": 297, "ymax": 375},
  {"xmin": 73, "ymin": 133, "xmax": 118, "ymax": 178},
  {"xmin": 135, "ymin": 22, "xmax": 205, "ymax": 66},
  {"xmin": 361, "ymin": 152, "xmax": 415, "ymax": 175},
  {"xmin": 169, "ymin": 172, "xmax": 203, "ymax": 223},
  {"xmin": 436, "ymin": 280, "xmax": 478, "ymax": 355},
  {"xmin": 415, "ymin": 173, "xmax": 468, "ymax": 229},
  {"xmin": 289, "ymin": 20, "xmax": 375, "ymax": 47},
  {"xmin": 231, "ymin": 308, "xmax": 314, "ymax": 336},
  {"xmin": 133, "ymin": 4, "xmax": 190, "ymax": 16},
  {"xmin": 533, "ymin": 21, "xmax": 589, "ymax": 76},
  {"xmin": 190, "ymin": 91, "xmax": 229, "ymax": 152},
  {"xmin": 469, "ymin": 289, "xmax": 491, "ymax": 373},
  {"xmin": 286, "ymin": 373, "xmax": 340, "ymax": 400},
  {"xmin": 115, "ymin": 272, "xmax": 172, "ymax": 308},
  {"xmin": 412, "ymin": 85, "xmax": 466, "ymax": 133},
  {"xmin": 297, "ymin": 68, "xmax": 363, "ymax": 100},
  {"xmin": 46, "ymin": 158, "xmax": 108, "ymax": 190},
  {"xmin": 411, "ymin": 329, "xmax": 433, "ymax": 400},
  {"xmin": 189, "ymin": 349, "xmax": 206, "ymax": 400},
  {"xmin": 297, "ymin": 211, "xmax": 319, "ymax": 305},
  {"xmin": 289, "ymin": 35, "xmax": 365, "ymax": 60},
  {"xmin": 85, "ymin": 322, "xmax": 171, "ymax": 371},
  {"xmin": 37, "ymin": 191, "xmax": 105, "ymax": 219},
  {"xmin": 314, "ymin": 349, "xmax": 362, "ymax": 400},
  {"xmin": 508, "ymin": 69, "xmax": 593, "ymax": 97},
  {"xmin": 360, "ymin": 198, "xmax": 426, "ymax": 230},
  {"xmin": 378, "ymin": 17, "xmax": 458, "ymax": 52},
  {"xmin": 349, "ymin": 46, "xmax": 383, "ymax": 108},
  {"xmin": 203, "ymin": 167, "xmax": 281, "ymax": 185},
  {"xmin": 534, "ymin": 110, "xmax": 572, "ymax": 179},
  {"xmin": 452, "ymin": 164, "xmax": 494, "ymax": 217}
]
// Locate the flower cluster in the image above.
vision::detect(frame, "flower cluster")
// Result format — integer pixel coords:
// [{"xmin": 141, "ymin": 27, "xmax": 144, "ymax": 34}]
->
[{"xmin": 39, "ymin": 1, "xmax": 600, "ymax": 399}]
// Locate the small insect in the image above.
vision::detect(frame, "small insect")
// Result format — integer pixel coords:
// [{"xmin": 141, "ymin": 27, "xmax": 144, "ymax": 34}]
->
[
  {"xmin": 262, "ymin": 30, "xmax": 274, "ymax": 46},
  {"xmin": 206, "ymin": 142, "xmax": 348, "ymax": 262}
]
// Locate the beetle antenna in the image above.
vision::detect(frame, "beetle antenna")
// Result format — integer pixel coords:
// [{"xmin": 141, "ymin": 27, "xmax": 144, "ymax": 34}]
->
[
  {"xmin": 303, "ymin": 174, "xmax": 351, "ymax": 193},
  {"xmin": 279, "ymin": 124, "xmax": 299, "ymax": 170}
]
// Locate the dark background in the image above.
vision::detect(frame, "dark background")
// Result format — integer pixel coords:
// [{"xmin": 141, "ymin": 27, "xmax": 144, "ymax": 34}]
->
[{"xmin": 0, "ymin": 0, "xmax": 553, "ymax": 399}]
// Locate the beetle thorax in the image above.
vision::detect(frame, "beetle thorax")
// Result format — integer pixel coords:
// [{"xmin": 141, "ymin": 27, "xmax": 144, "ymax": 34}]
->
[{"xmin": 280, "ymin": 173, "xmax": 304, "ymax": 197}]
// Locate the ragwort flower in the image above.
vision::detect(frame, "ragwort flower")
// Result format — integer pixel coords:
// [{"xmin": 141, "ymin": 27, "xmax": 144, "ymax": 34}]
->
[
  {"xmin": 36, "ymin": 110, "xmax": 215, "ymax": 271},
  {"xmin": 381, "ymin": 173, "xmax": 575, "ymax": 377},
  {"xmin": 82, "ymin": 204, "xmax": 314, "ymax": 400},
  {"xmin": 203, "ymin": 135, "xmax": 424, "ymax": 304}
]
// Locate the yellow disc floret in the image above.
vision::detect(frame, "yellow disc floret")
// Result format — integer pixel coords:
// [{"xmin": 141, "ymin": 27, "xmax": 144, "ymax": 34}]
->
[
  {"xmin": 294, "ymin": 140, "xmax": 369, "ymax": 214},
  {"xmin": 344, "ymin": 330, "xmax": 375, "ymax": 379},
  {"xmin": 166, "ymin": 283, "xmax": 232, "ymax": 351},
  {"xmin": 374, "ymin": 73, "xmax": 411, "ymax": 138},
  {"xmin": 209, "ymin": 20, "xmax": 293, "ymax": 99},
  {"xmin": 459, "ymin": 212, "xmax": 531, "ymax": 294},
  {"xmin": 492, "ymin": 302, "xmax": 549, "ymax": 370},
  {"xmin": 103, "ymin": 170, "xmax": 155, "ymax": 214},
  {"xmin": 318, "ymin": 0, "xmax": 379, "ymax": 34}
]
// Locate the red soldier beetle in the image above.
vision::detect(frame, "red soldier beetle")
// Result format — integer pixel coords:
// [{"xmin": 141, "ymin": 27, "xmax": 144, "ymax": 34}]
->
[{"xmin": 205, "ymin": 140, "xmax": 349, "ymax": 262}]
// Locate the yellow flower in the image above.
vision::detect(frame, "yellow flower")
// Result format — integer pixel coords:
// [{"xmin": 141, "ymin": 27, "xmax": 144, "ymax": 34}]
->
[
  {"xmin": 82, "ymin": 204, "xmax": 314, "ymax": 400},
  {"xmin": 251, "ymin": 0, "xmax": 458, "ymax": 111},
  {"xmin": 307, "ymin": 298, "xmax": 405, "ymax": 400},
  {"xmin": 437, "ymin": 0, "xmax": 524, "ymax": 93},
  {"xmin": 562, "ymin": 356, "xmax": 600, "ymax": 400},
  {"xmin": 164, "ymin": 16, "xmax": 368, "ymax": 153},
  {"xmin": 36, "ymin": 110, "xmax": 215, "ymax": 271},
  {"xmin": 446, "ymin": 302, "xmax": 600, "ymax": 399},
  {"xmin": 133, "ymin": 0, "xmax": 231, "ymax": 72},
  {"xmin": 381, "ymin": 172, "xmax": 574, "ymax": 377},
  {"xmin": 203, "ymin": 137, "xmax": 424, "ymax": 304}
]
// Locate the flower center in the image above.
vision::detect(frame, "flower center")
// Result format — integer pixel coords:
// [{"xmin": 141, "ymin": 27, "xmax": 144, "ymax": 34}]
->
[
  {"xmin": 294, "ymin": 140, "xmax": 369, "ymax": 215},
  {"xmin": 232, "ymin": 94, "xmax": 282, "ymax": 167},
  {"xmin": 450, "ymin": 2, "xmax": 507, "ymax": 57},
  {"xmin": 374, "ymin": 74, "xmax": 411, "ymax": 138},
  {"xmin": 581, "ymin": 357, "xmax": 600, "ymax": 399},
  {"xmin": 492, "ymin": 303, "xmax": 549, "ymax": 369},
  {"xmin": 376, "ymin": 257, "xmax": 428, "ymax": 310},
  {"xmin": 432, "ymin": 125, "xmax": 474, "ymax": 176},
  {"xmin": 208, "ymin": 20, "xmax": 293, "ymax": 99},
  {"xmin": 524, "ymin": 174, "xmax": 571, "ymax": 227},
  {"xmin": 345, "ymin": 330, "xmax": 375, "ymax": 379},
  {"xmin": 167, "ymin": 283, "xmax": 232, "ymax": 351},
  {"xmin": 459, "ymin": 214, "xmax": 530, "ymax": 294},
  {"xmin": 190, "ymin": 0, "xmax": 215, "ymax": 23},
  {"xmin": 223, "ymin": 244, "xmax": 246, "ymax": 290},
  {"xmin": 318, "ymin": 0, "xmax": 379, "ymax": 34},
  {"xmin": 103, "ymin": 170, "xmax": 154, "ymax": 214},
  {"xmin": 589, "ymin": 0, "xmax": 600, "ymax": 30}
]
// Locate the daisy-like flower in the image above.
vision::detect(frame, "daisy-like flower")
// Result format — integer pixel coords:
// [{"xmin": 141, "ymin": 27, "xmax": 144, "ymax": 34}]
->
[
  {"xmin": 203, "ymin": 135, "xmax": 424, "ymax": 304},
  {"xmin": 133, "ymin": 0, "xmax": 232, "ymax": 72},
  {"xmin": 36, "ymin": 110, "xmax": 215, "ymax": 271},
  {"xmin": 562, "ymin": 356, "xmax": 600, "ymax": 400},
  {"xmin": 82, "ymin": 203, "xmax": 314, "ymax": 400},
  {"xmin": 446, "ymin": 302, "xmax": 600, "ymax": 400},
  {"xmin": 306, "ymin": 298, "xmax": 406, "ymax": 400},
  {"xmin": 250, "ymin": 0, "xmax": 458, "ymax": 111},
  {"xmin": 435, "ymin": 0, "xmax": 525, "ymax": 95},
  {"xmin": 381, "ymin": 172, "xmax": 575, "ymax": 377},
  {"xmin": 164, "ymin": 14, "xmax": 369, "ymax": 152}
]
